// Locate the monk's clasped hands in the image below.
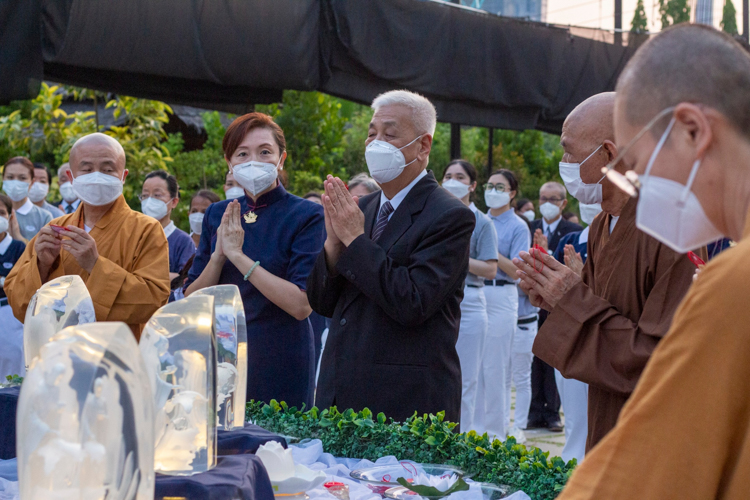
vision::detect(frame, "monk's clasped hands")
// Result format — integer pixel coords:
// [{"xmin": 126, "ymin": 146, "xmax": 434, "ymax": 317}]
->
[
  {"xmin": 322, "ymin": 175, "xmax": 364, "ymax": 247},
  {"xmin": 514, "ymin": 247, "xmax": 581, "ymax": 311}
]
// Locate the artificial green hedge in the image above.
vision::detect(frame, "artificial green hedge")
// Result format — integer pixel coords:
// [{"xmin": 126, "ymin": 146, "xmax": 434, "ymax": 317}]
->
[{"xmin": 246, "ymin": 400, "xmax": 575, "ymax": 500}]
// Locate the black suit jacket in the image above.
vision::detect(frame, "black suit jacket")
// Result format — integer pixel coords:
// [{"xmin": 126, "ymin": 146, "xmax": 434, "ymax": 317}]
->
[
  {"xmin": 529, "ymin": 217, "xmax": 583, "ymax": 325},
  {"xmin": 306, "ymin": 172, "xmax": 475, "ymax": 423}
]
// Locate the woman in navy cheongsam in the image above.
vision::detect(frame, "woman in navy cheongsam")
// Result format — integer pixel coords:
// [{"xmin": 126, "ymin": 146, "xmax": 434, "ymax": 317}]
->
[{"xmin": 186, "ymin": 113, "xmax": 324, "ymax": 409}]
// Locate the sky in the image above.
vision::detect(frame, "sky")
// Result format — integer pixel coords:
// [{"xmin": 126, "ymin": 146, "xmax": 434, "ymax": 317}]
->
[{"xmin": 544, "ymin": 0, "xmax": 744, "ymax": 33}]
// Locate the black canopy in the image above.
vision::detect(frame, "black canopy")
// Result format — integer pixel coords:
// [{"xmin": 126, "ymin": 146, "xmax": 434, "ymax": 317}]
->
[{"xmin": 3, "ymin": 0, "xmax": 643, "ymax": 133}]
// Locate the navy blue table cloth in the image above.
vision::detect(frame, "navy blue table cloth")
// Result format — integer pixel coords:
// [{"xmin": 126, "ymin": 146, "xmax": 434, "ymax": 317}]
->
[
  {"xmin": 155, "ymin": 453, "xmax": 275, "ymax": 500},
  {"xmin": 0, "ymin": 387, "xmax": 19, "ymax": 460},
  {"xmin": 218, "ymin": 423, "xmax": 287, "ymax": 455}
]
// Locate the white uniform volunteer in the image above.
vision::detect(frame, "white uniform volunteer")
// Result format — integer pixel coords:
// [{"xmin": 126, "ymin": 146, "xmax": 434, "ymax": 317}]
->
[
  {"xmin": 508, "ymin": 285, "xmax": 539, "ymax": 442},
  {"xmin": 474, "ymin": 169, "xmax": 530, "ymax": 439},
  {"xmin": 441, "ymin": 161, "xmax": 498, "ymax": 431}
]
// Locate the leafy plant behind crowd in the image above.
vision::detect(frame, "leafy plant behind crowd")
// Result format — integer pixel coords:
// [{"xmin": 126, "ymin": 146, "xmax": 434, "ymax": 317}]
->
[{"xmin": 247, "ymin": 401, "xmax": 574, "ymax": 500}]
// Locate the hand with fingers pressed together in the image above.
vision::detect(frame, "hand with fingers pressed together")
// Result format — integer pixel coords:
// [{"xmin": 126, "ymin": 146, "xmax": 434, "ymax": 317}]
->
[
  {"xmin": 60, "ymin": 225, "xmax": 100, "ymax": 273},
  {"xmin": 34, "ymin": 226, "xmax": 63, "ymax": 280},
  {"xmin": 322, "ymin": 175, "xmax": 364, "ymax": 247},
  {"xmin": 218, "ymin": 200, "xmax": 246, "ymax": 262},
  {"xmin": 533, "ymin": 228, "xmax": 549, "ymax": 253},
  {"xmin": 513, "ymin": 247, "xmax": 581, "ymax": 311},
  {"xmin": 563, "ymin": 244, "xmax": 584, "ymax": 276}
]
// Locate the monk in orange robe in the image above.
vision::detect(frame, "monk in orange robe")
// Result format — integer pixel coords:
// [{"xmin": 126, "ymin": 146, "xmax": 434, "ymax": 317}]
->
[
  {"xmin": 5, "ymin": 133, "xmax": 170, "ymax": 339},
  {"xmin": 556, "ymin": 25, "xmax": 750, "ymax": 498}
]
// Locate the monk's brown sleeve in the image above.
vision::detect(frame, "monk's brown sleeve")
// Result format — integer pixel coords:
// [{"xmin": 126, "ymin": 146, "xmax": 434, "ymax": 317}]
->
[
  {"xmin": 85, "ymin": 220, "xmax": 170, "ymax": 325},
  {"xmin": 4, "ymin": 235, "xmax": 66, "ymax": 322},
  {"xmin": 556, "ymin": 251, "xmax": 750, "ymax": 500},
  {"xmin": 533, "ymin": 250, "xmax": 695, "ymax": 397}
]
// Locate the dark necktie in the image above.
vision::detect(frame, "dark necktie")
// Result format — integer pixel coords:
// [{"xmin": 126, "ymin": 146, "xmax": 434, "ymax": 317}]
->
[
  {"xmin": 65, "ymin": 204, "xmax": 74, "ymax": 214},
  {"xmin": 546, "ymin": 226, "xmax": 552, "ymax": 239},
  {"xmin": 371, "ymin": 201, "xmax": 394, "ymax": 242}
]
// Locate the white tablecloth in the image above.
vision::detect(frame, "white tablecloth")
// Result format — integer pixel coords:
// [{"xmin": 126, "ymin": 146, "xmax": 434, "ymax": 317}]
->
[{"xmin": 289, "ymin": 439, "xmax": 530, "ymax": 500}]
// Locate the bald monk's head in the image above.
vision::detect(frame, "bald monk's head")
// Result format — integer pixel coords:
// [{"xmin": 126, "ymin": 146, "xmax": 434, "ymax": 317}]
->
[
  {"xmin": 561, "ymin": 92, "xmax": 630, "ymax": 216},
  {"xmin": 614, "ymin": 24, "xmax": 750, "ymax": 241},
  {"xmin": 69, "ymin": 133, "xmax": 128, "ymax": 179}
]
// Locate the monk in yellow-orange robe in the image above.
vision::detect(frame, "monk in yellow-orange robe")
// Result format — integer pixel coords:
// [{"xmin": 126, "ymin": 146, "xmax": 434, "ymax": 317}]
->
[{"xmin": 5, "ymin": 195, "xmax": 170, "ymax": 339}]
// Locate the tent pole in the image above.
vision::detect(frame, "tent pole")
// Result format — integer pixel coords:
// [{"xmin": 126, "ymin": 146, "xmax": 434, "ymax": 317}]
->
[
  {"xmin": 614, "ymin": 0, "xmax": 622, "ymax": 45},
  {"xmin": 487, "ymin": 128, "xmax": 494, "ymax": 178},
  {"xmin": 451, "ymin": 123, "xmax": 461, "ymax": 160}
]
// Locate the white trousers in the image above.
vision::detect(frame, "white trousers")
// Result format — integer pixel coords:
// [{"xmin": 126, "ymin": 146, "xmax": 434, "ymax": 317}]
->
[
  {"xmin": 455, "ymin": 286, "xmax": 488, "ymax": 431},
  {"xmin": 474, "ymin": 284, "xmax": 518, "ymax": 439},
  {"xmin": 0, "ymin": 305, "xmax": 24, "ymax": 379},
  {"xmin": 507, "ymin": 317, "xmax": 537, "ymax": 430},
  {"xmin": 555, "ymin": 369, "xmax": 589, "ymax": 464}
]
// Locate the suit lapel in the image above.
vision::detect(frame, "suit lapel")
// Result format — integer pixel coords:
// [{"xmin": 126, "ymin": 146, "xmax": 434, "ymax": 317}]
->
[
  {"xmin": 363, "ymin": 194, "xmax": 379, "ymax": 238},
  {"xmin": 376, "ymin": 173, "xmax": 438, "ymax": 251}
]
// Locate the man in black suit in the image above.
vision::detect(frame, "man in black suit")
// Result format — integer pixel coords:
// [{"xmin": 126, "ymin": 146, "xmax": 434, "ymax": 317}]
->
[
  {"xmin": 527, "ymin": 181, "xmax": 582, "ymax": 431},
  {"xmin": 307, "ymin": 90, "xmax": 474, "ymax": 424}
]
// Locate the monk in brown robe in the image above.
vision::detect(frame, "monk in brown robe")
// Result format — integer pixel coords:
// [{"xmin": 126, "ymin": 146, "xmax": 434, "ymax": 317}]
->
[
  {"xmin": 5, "ymin": 133, "xmax": 170, "ymax": 339},
  {"xmin": 556, "ymin": 25, "xmax": 750, "ymax": 499},
  {"xmin": 513, "ymin": 92, "xmax": 697, "ymax": 451}
]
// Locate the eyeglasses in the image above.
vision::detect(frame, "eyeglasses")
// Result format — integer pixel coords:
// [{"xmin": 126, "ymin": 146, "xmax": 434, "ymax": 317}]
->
[
  {"xmin": 539, "ymin": 197, "xmax": 564, "ymax": 204},
  {"xmin": 601, "ymin": 106, "xmax": 676, "ymax": 197},
  {"xmin": 484, "ymin": 183, "xmax": 507, "ymax": 192}
]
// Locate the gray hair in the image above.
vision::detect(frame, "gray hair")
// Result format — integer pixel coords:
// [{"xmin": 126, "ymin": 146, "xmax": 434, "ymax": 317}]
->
[
  {"xmin": 371, "ymin": 90, "xmax": 437, "ymax": 136},
  {"xmin": 348, "ymin": 173, "xmax": 380, "ymax": 194},
  {"xmin": 540, "ymin": 181, "xmax": 567, "ymax": 199}
]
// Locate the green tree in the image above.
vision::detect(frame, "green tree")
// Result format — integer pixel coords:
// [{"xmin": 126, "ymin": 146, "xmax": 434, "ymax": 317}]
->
[
  {"xmin": 258, "ymin": 91, "xmax": 351, "ymax": 194},
  {"xmin": 659, "ymin": 0, "xmax": 690, "ymax": 29},
  {"xmin": 631, "ymin": 0, "xmax": 649, "ymax": 32},
  {"xmin": 721, "ymin": 0, "xmax": 738, "ymax": 34}
]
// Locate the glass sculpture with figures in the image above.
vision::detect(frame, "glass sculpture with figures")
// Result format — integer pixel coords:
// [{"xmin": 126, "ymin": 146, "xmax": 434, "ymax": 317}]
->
[
  {"xmin": 140, "ymin": 294, "xmax": 218, "ymax": 476},
  {"xmin": 23, "ymin": 275, "xmax": 96, "ymax": 368},
  {"xmin": 192, "ymin": 285, "xmax": 248, "ymax": 430},
  {"xmin": 16, "ymin": 322, "xmax": 155, "ymax": 500}
]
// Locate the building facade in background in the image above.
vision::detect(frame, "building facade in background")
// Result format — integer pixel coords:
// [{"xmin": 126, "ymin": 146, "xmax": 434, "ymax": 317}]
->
[{"xmin": 462, "ymin": 0, "xmax": 547, "ymax": 22}]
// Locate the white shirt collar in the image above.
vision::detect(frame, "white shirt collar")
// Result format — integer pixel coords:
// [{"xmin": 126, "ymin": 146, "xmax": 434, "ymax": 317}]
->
[
  {"xmin": 542, "ymin": 216, "xmax": 562, "ymax": 235},
  {"xmin": 0, "ymin": 234, "xmax": 11, "ymax": 255},
  {"xmin": 578, "ymin": 226, "xmax": 590, "ymax": 245},
  {"xmin": 378, "ymin": 169, "xmax": 428, "ymax": 219},
  {"xmin": 163, "ymin": 221, "xmax": 176, "ymax": 239},
  {"xmin": 16, "ymin": 198, "xmax": 34, "ymax": 216},
  {"xmin": 62, "ymin": 199, "xmax": 81, "ymax": 210}
]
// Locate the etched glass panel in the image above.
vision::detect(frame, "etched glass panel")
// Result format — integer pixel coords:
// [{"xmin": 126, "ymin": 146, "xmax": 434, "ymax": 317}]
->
[
  {"xmin": 193, "ymin": 285, "xmax": 247, "ymax": 430},
  {"xmin": 17, "ymin": 322, "xmax": 155, "ymax": 500},
  {"xmin": 140, "ymin": 295, "xmax": 217, "ymax": 476},
  {"xmin": 23, "ymin": 275, "xmax": 96, "ymax": 368}
]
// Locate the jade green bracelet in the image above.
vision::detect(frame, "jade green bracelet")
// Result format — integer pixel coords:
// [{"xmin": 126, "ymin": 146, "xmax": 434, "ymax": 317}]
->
[{"xmin": 244, "ymin": 261, "xmax": 260, "ymax": 281}]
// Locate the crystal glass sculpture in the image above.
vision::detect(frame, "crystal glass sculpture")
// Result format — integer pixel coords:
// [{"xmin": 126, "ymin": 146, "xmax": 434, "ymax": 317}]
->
[
  {"xmin": 16, "ymin": 322, "xmax": 155, "ymax": 500},
  {"xmin": 140, "ymin": 295, "xmax": 217, "ymax": 476},
  {"xmin": 192, "ymin": 285, "xmax": 247, "ymax": 430},
  {"xmin": 23, "ymin": 275, "xmax": 96, "ymax": 368}
]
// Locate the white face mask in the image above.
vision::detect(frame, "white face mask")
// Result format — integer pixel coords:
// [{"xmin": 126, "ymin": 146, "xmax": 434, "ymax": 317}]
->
[
  {"xmin": 59, "ymin": 182, "xmax": 78, "ymax": 203},
  {"xmin": 189, "ymin": 212, "xmax": 204, "ymax": 235},
  {"xmin": 539, "ymin": 202, "xmax": 561, "ymax": 221},
  {"xmin": 0, "ymin": 216, "xmax": 8, "ymax": 235},
  {"xmin": 635, "ymin": 117, "xmax": 723, "ymax": 254},
  {"xmin": 141, "ymin": 197, "xmax": 170, "ymax": 221},
  {"xmin": 442, "ymin": 179, "xmax": 470, "ymax": 200},
  {"xmin": 72, "ymin": 171, "xmax": 124, "ymax": 206},
  {"xmin": 232, "ymin": 159, "xmax": 280, "ymax": 196},
  {"xmin": 484, "ymin": 189, "xmax": 511, "ymax": 209},
  {"xmin": 579, "ymin": 203, "xmax": 602, "ymax": 225},
  {"xmin": 225, "ymin": 186, "xmax": 245, "ymax": 200},
  {"xmin": 559, "ymin": 145, "xmax": 605, "ymax": 205},
  {"xmin": 365, "ymin": 135, "xmax": 422, "ymax": 184},
  {"xmin": 522, "ymin": 210, "xmax": 535, "ymax": 222},
  {"xmin": 2, "ymin": 180, "xmax": 29, "ymax": 202},
  {"xmin": 28, "ymin": 182, "xmax": 49, "ymax": 203}
]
